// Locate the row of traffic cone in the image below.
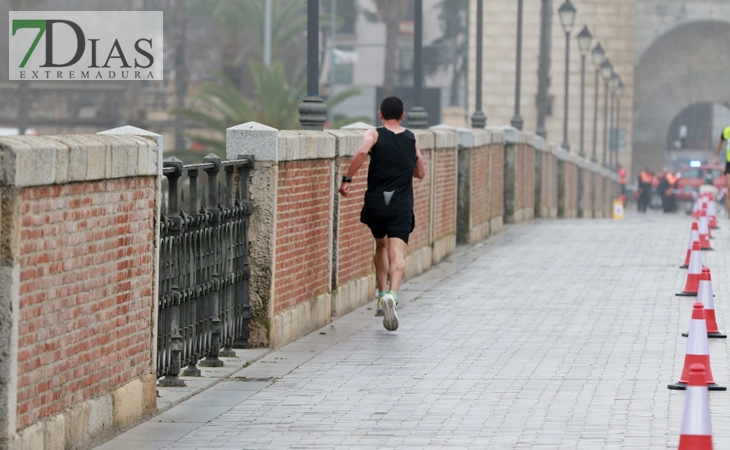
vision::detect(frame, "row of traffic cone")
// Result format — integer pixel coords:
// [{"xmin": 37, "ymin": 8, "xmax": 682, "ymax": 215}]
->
[{"xmin": 673, "ymin": 194, "xmax": 724, "ymax": 448}]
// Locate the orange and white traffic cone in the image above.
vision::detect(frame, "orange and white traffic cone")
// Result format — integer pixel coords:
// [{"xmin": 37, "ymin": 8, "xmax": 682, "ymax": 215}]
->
[
  {"xmin": 693, "ymin": 197, "xmax": 703, "ymax": 219},
  {"xmin": 677, "ymin": 364, "xmax": 714, "ymax": 450},
  {"xmin": 677, "ymin": 241, "xmax": 703, "ymax": 297},
  {"xmin": 683, "ymin": 268, "xmax": 727, "ymax": 339},
  {"xmin": 680, "ymin": 222, "xmax": 700, "ymax": 269},
  {"xmin": 708, "ymin": 193, "xmax": 719, "ymax": 229},
  {"xmin": 698, "ymin": 210, "xmax": 714, "ymax": 250},
  {"xmin": 668, "ymin": 302, "xmax": 726, "ymax": 391}
]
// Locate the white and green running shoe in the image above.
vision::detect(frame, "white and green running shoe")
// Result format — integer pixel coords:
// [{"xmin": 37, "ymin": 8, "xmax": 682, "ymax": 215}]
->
[
  {"xmin": 381, "ymin": 291, "xmax": 399, "ymax": 331},
  {"xmin": 375, "ymin": 291, "xmax": 387, "ymax": 317}
]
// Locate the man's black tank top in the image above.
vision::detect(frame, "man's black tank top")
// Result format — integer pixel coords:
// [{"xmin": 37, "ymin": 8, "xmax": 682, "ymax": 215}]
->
[{"xmin": 364, "ymin": 127, "xmax": 417, "ymax": 210}]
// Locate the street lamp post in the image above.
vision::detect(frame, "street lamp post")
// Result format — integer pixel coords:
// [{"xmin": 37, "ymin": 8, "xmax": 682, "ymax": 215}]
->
[
  {"xmin": 600, "ymin": 58, "xmax": 613, "ymax": 166},
  {"xmin": 471, "ymin": 0, "xmax": 486, "ymax": 128},
  {"xmin": 608, "ymin": 73, "xmax": 620, "ymax": 169},
  {"xmin": 408, "ymin": 0, "xmax": 429, "ymax": 128},
  {"xmin": 577, "ymin": 26, "xmax": 592, "ymax": 157},
  {"xmin": 511, "ymin": 0, "xmax": 525, "ymax": 130},
  {"xmin": 558, "ymin": 0, "xmax": 576, "ymax": 151},
  {"xmin": 614, "ymin": 80, "xmax": 624, "ymax": 170},
  {"xmin": 298, "ymin": 0, "xmax": 327, "ymax": 130},
  {"xmin": 590, "ymin": 43, "xmax": 605, "ymax": 163},
  {"xmin": 536, "ymin": 0, "xmax": 553, "ymax": 138}
]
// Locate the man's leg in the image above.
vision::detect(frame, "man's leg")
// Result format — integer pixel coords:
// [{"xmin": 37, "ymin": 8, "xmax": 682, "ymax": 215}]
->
[
  {"xmin": 374, "ymin": 237, "xmax": 389, "ymax": 292},
  {"xmin": 725, "ymin": 175, "xmax": 730, "ymax": 218},
  {"xmin": 387, "ymin": 237, "xmax": 408, "ymax": 293}
]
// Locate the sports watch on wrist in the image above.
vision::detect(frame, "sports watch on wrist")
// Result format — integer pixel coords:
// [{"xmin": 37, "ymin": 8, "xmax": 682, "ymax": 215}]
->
[{"xmin": 342, "ymin": 175, "xmax": 353, "ymax": 183}]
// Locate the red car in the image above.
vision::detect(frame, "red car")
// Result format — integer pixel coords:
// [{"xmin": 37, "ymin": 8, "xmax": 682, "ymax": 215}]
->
[{"xmin": 675, "ymin": 164, "xmax": 726, "ymax": 201}]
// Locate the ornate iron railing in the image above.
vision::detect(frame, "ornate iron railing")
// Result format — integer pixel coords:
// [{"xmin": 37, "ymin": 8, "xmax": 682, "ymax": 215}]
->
[{"xmin": 157, "ymin": 153, "xmax": 254, "ymax": 387}]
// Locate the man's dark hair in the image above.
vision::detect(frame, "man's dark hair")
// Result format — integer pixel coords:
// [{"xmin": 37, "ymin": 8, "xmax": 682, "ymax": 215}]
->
[{"xmin": 380, "ymin": 96, "xmax": 405, "ymax": 120}]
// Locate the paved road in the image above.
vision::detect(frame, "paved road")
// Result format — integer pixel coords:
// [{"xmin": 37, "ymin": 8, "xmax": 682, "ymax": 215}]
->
[{"xmin": 98, "ymin": 211, "xmax": 730, "ymax": 449}]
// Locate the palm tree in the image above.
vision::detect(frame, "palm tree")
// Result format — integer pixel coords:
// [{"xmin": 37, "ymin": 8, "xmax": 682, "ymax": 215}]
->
[
  {"xmin": 172, "ymin": 62, "xmax": 367, "ymax": 154},
  {"xmin": 424, "ymin": 0, "xmax": 468, "ymax": 106},
  {"xmin": 374, "ymin": 0, "xmax": 409, "ymax": 98}
]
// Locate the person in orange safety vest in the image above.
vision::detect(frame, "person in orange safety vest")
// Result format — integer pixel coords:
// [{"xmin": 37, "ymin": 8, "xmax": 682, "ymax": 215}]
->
[
  {"xmin": 637, "ymin": 168, "xmax": 653, "ymax": 213},
  {"xmin": 617, "ymin": 163, "xmax": 627, "ymax": 206},
  {"xmin": 659, "ymin": 168, "xmax": 678, "ymax": 213}
]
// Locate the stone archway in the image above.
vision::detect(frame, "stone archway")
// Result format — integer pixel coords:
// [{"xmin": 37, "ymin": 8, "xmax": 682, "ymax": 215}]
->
[{"xmin": 633, "ymin": 20, "xmax": 730, "ymax": 176}]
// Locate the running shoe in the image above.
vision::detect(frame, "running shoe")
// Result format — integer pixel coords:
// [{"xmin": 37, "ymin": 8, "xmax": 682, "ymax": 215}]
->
[
  {"xmin": 375, "ymin": 292, "xmax": 386, "ymax": 317},
  {"xmin": 381, "ymin": 291, "xmax": 399, "ymax": 331}
]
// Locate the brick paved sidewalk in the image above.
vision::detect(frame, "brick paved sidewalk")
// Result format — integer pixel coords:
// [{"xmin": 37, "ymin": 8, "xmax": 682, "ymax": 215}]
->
[{"xmin": 97, "ymin": 211, "xmax": 730, "ymax": 449}]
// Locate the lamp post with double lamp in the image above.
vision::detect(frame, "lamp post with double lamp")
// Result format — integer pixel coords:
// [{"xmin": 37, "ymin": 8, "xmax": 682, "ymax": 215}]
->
[
  {"xmin": 576, "ymin": 26, "xmax": 592, "ymax": 158},
  {"xmin": 408, "ymin": 0, "xmax": 428, "ymax": 128},
  {"xmin": 600, "ymin": 58, "xmax": 613, "ymax": 166},
  {"xmin": 608, "ymin": 73, "xmax": 620, "ymax": 169},
  {"xmin": 590, "ymin": 43, "xmax": 605, "ymax": 163},
  {"xmin": 558, "ymin": 0, "xmax": 576, "ymax": 151}
]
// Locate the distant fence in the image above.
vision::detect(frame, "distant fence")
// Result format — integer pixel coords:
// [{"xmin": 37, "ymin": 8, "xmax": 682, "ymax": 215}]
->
[{"xmin": 157, "ymin": 154, "xmax": 255, "ymax": 387}]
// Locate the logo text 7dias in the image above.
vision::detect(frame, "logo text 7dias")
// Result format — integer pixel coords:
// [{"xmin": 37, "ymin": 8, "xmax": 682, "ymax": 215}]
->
[{"xmin": 9, "ymin": 11, "xmax": 163, "ymax": 81}]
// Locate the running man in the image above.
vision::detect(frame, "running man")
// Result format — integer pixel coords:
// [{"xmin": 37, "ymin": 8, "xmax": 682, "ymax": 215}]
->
[
  {"xmin": 713, "ymin": 125, "xmax": 730, "ymax": 216},
  {"xmin": 338, "ymin": 97, "xmax": 426, "ymax": 331}
]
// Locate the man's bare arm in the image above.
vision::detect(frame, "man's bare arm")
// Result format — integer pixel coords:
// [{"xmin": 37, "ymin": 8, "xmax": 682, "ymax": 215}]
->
[
  {"xmin": 339, "ymin": 129, "xmax": 377, "ymax": 197},
  {"xmin": 413, "ymin": 139, "xmax": 426, "ymax": 180}
]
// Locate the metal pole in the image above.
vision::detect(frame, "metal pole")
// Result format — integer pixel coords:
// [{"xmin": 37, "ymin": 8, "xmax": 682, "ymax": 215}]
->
[
  {"xmin": 263, "ymin": 0, "xmax": 272, "ymax": 66},
  {"xmin": 510, "ymin": 0, "xmax": 524, "ymax": 130},
  {"xmin": 536, "ymin": 0, "xmax": 553, "ymax": 138},
  {"xmin": 408, "ymin": 0, "xmax": 428, "ymax": 128},
  {"xmin": 298, "ymin": 0, "xmax": 327, "ymax": 130},
  {"xmin": 328, "ymin": 0, "xmax": 336, "ymax": 124},
  {"xmin": 615, "ymin": 97, "xmax": 621, "ymax": 169},
  {"xmin": 609, "ymin": 89, "xmax": 615, "ymax": 168},
  {"xmin": 602, "ymin": 79, "xmax": 608, "ymax": 166},
  {"xmin": 579, "ymin": 53, "xmax": 586, "ymax": 156},
  {"xmin": 470, "ymin": 0, "xmax": 486, "ymax": 128},
  {"xmin": 591, "ymin": 68, "xmax": 599, "ymax": 162},
  {"xmin": 562, "ymin": 30, "xmax": 570, "ymax": 150}
]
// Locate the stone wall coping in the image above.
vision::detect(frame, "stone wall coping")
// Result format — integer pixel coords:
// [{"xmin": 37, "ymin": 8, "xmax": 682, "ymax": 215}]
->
[
  {"xmin": 484, "ymin": 126, "xmax": 505, "ymax": 144},
  {"xmin": 0, "ymin": 134, "xmax": 159, "ymax": 188},
  {"xmin": 278, "ymin": 130, "xmax": 336, "ymax": 161},
  {"xmin": 98, "ymin": 125, "xmax": 163, "ymax": 175},
  {"xmin": 455, "ymin": 127, "xmax": 491, "ymax": 148},
  {"xmin": 430, "ymin": 128, "xmax": 457, "ymax": 149},
  {"xmin": 226, "ymin": 122, "xmax": 339, "ymax": 162},
  {"xmin": 325, "ymin": 130, "xmax": 366, "ymax": 158},
  {"xmin": 495, "ymin": 126, "xmax": 519, "ymax": 144},
  {"xmin": 534, "ymin": 136, "xmax": 546, "ymax": 151}
]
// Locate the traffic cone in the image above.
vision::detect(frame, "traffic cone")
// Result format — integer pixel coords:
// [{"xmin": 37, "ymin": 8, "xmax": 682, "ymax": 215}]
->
[
  {"xmin": 677, "ymin": 364, "xmax": 714, "ymax": 449},
  {"xmin": 668, "ymin": 302, "xmax": 726, "ymax": 391},
  {"xmin": 708, "ymin": 193, "xmax": 719, "ymax": 229},
  {"xmin": 683, "ymin": 268, "xmax": 727, "ymax": 339},
  {"xmin": 680, "ymin": 222, "xmax": 700, "ymax": 269},
  {"xmin": 698, "ymin": 210, "xmax": 713, "ymax": 250},
  {"xmin": 676, "ymin": 241, "xmax": 702, "ymax": 296},
  {"xmin": 693, "ymin": 197, "xmax": 702, "ymax": 219}
]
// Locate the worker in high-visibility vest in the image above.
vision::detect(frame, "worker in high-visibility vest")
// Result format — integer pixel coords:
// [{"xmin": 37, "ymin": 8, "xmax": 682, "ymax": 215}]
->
[
  {"xmin": 660, "ymin": 168, "xmax": 678, "ymax": 213},
  {"xmin": 713, "ymin": 125, "xmax": 730, "ymax": 217},
  {"xmin": 637, "ymin": 168, "xmax": 653, "ymax": 213}
]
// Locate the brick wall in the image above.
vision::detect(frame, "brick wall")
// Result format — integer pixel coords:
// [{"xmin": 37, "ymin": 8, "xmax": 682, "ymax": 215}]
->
[
  {"xmin": 409, "ymin": 150, "xmax": 432, "ymax": 254},
  {"xmin": 433, "ymin": 149, "xmax": 457, "ymax": 241},
  {"xmin": 523, "ymin": 145, "xmax": 536, "ymax": 216},
  {"xmin": 15, "ymin": 178, "xmax": 156, "ymax": 430},
  {"xmin": 336, "ymin": 157, "xmax": 372, "ymax": 286},
  {"xmin": 490, "ymin": 145, "xmax": 504, "ymax": 220},
  {"xmin": 274, "ymin": 160, "xmax": 332, "ymax": 314}
]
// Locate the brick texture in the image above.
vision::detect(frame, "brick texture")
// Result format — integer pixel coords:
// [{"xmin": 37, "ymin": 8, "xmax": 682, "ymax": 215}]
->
[
  {"xmin": 470, "ymin": 146, "xmax": 490, "ymax": 227},
  {"xmin": 16, "ymin": 178, "xmax": 156, "ymax": 430},
  {"xmin": 433, "ymin": 150, "xmax": 457, "ymax": 241},
  {"xmin": 409, "ymin": 151, "xmax": 432, "ymax": 254},
  {"xmin": 490, "ymin": 145, "xmax": 504, "ymax": 219},
  {"xmin": 336, "ymin": 158, "xmax": 373, "ymax": 285},
  {"xmin": 274, "ymin": 160, "xmax": 331, "ymax": 314},
  {"xmin": 523, "ymin": 145, "xmax": 536, "ymax": 212}
]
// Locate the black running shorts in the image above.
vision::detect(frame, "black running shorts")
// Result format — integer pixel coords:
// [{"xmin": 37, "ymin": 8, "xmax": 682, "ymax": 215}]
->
[
  {"xmin": 725, "ymin": 162, "xmax": 730, "ymax": 175},
  {"xmin": 360, "ymin": 207, "xmax": 415, "ymax": 244}
]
